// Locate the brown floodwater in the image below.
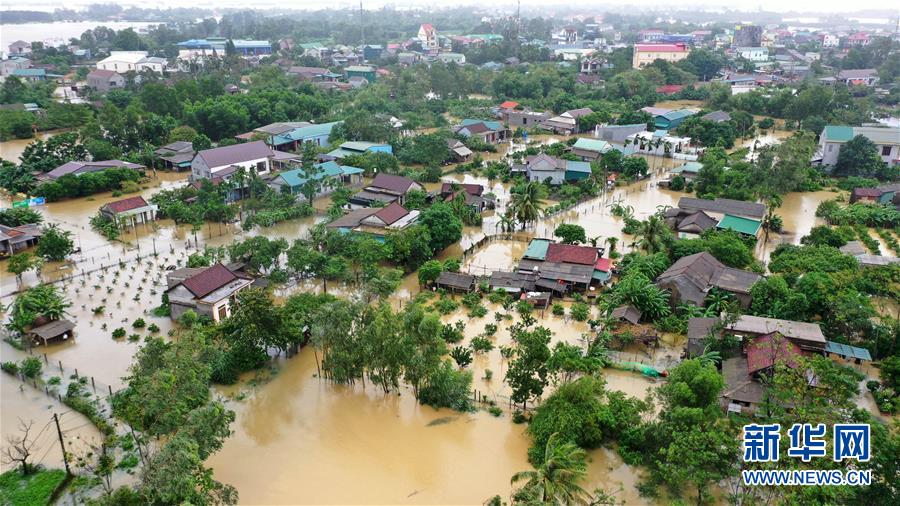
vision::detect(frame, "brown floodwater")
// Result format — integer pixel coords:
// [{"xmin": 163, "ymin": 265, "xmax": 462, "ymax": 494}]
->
[
  {"xmin": 0, "ymin": 131, "xmax": 64, "ymax": 163},
  {"xmin": 0, "ymin": 129, "xmax": 863, "ymax": 503},
  {"xmin": 208, "ymin": 301, "xmax": 661, "ymax": 504}
]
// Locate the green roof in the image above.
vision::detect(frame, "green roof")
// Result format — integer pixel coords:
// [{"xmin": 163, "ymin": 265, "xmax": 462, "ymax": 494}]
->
[
  {"xmin": 276, "ymin": 161, "xmax": 360, "ymax": 188},
  {"xmin": 299, "ymin": 43, "xmax": 324, "ymax": 49},
  {"xmin": 524, "ymin": 239, "xmax": 551, "ymax": 260},
  {"xmin": 12, "ymin": 69, "xmax": 45, "ymax": 77},
  {"xmin": 659, "ymin": 109, "xmax": 695, "ymax": 121},
  {"xmin": 571, "ymin": 138, "xmax": 611, "ymax": 153},
  {"xmin": 592, "ymin": 270, "xmax": 612, "ymax": 282},
  {"xmin": 824, "ymin": 341, "xmax": 872, "ymax": 361},
  {"xmin": 671, "ymin": 161, "xmax": 703, "ymax": 174},
  {"xmin": 822, "ymin": 125, "xmax": 854, "ymax": 142},
  {"xmin": 716, "ymin": 214, "xmax": 761, "ymax": 236},
  {"xmin": 271, "ymin": 121, "xmax": 342, "ymax": 146},
  {"xmin": 565, "ymin": 160, "xmax": 592, "ymax": 174},
  {"xmin": 461, "ymin": 119, "xmax": 502, "ymax": 132}
]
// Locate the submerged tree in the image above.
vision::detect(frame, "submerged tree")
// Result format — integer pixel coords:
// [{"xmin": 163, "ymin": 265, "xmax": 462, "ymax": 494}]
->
[{"xmin": 511, "ymin": 432, "xmax": 592, "ymax": 505}]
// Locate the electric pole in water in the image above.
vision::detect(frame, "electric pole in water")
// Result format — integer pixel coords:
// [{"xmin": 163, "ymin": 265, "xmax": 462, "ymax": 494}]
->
[{"xmin": 53, "ymin": 413, "xmax": 71, "ymax": 475}]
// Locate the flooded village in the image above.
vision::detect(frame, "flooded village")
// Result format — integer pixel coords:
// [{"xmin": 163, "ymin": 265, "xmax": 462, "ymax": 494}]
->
[{"xmin": 1, "ymin": 4, "xmax": 899, "ymax": 506}]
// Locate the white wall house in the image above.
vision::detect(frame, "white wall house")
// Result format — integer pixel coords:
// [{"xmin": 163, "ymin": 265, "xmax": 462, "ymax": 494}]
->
[
  {"xmin": 816, "ymin": 125, "xmax": 900, "ymax": 167},
  {"xmin": 190, "ymin": 141, "xmax": 275, "ymax": 181},
  {"xmin": 97, "ymin": 51, "xmax": 149, "ymax": 72}
]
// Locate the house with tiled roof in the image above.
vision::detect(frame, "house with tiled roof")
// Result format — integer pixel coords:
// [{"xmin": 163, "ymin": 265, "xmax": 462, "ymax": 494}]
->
[
  {"xmin": 349, "ymin": 173, "xmax": 423, "ymax": 208},
  {"xmin": 541, "ymin": 107, "xmax": 594, "ymax": 135},
  {"xmin": 99, "ymin": 196, "xmax": 158, "ymax": 226},
  {"xmin": 439, "ymin": 183, "xmax": 485, "ymax": 211},
  {"xmin": 418, "ymin": 23, "xmax": 438, "ymax": 49},
  {"xmin": 515, "ymin": 239, "xmax": 609, "ymax": 293},
  {"xmin": 632, "ymin": 43, "xmax": 688, "ymax": 68},
  {"xmin": 514, "ymin": 154, "xmax": 591, "ymax": 185},
  {"xmin": 39, "ymin": 160, "xmax": 145, "ymax": 181},
  {"xmin": 326, "ymin": 202, "xmax": 419, "ymax": 237},
  {"xmin": 655, "ymin": 252, "xmax": 761, "ymax": 308},
  {"xmin": 453, "ymin": 119, "xmax": 510, "ymax": 144},
  {"xmin": 191, "ymin": 140, "xmax": 300, "ymax": 182},
  {"xmin": 154, "ymin": 141, "xmax": 195, "ymax": 171},
  {"xmin": 86, "ymin": 69, "xmax": 125, "ymax": 92},
  {"xmin": 166, "ymin": 263, "xmax": 254, "ymax": 322},
  {"xmin": 446, "ymin": 139, "xmax": 473, "ymax": 162},
  {"xmin": 0, "ymin": 224, "xmax": 42, "ymax": 256}
]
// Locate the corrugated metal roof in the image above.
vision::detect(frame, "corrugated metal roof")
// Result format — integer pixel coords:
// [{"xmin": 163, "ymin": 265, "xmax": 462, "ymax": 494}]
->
[
  {"xmin": 824, "ymin": 341, "xmax": 872, "ymax": 361},
  {"xmin": 523, "ymin": 239, "xmax": 551, "ymax": 260},
  {"xmin": 571, "ymin": 138, "xmax": 611, "ymax": 153},
  {"xmin": 716, "ymin": 214, "xmax": 762, "ymax": 236}
]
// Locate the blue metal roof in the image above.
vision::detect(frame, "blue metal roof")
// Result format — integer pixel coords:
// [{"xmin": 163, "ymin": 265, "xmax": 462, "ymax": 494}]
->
[
  {"xmin": 824, "ymin": 341, "xmax": 872, "ymax": 361},
  {"xmin": 275, "ymin": 161, "xmax": 361, "ymax": 188}
]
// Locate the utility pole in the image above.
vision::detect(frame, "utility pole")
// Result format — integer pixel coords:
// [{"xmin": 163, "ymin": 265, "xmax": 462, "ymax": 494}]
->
[{"xmin": 53, "ymin": 413, "xmax": 71, "ymax": 475}]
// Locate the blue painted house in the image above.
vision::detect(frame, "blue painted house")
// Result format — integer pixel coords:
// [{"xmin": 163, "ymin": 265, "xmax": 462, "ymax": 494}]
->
[
  {"xmin": 267, "ymin": 161, "xmax": 364, "ymax": 202},
  {"xmin": 270, "ymin": 121, "xmax": 343, "ymax": 151}
]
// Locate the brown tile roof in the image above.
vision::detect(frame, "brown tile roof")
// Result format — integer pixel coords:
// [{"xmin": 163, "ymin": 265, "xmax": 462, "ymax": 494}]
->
[
  {"xmin": 440, "ymin": 183, "xmax": 483, "ymax": 196},
  {"xmin": 104, "ymin": 196, "xmax": 150, "ymax": 214},
  {"xmin": 373, "ymin": 202, "xmax": 410, "ymax": 225},
  {"xmin": 370, "ymin": 173, "xmax": 415, "ymax": 194},
  {"xmin": 746, "ymin": 333, "xmax": 805, "ymax": 374},
  {"xmin": 545, "ymin": 243, "xmax": 598, "ymax": 265},
  {"xmin": 181, "ymin": 263, "xmax": 238, "ymax": 298},
  {"xmin": 678, "ymin": 197, "xmax": 766, "ymax": 220}
]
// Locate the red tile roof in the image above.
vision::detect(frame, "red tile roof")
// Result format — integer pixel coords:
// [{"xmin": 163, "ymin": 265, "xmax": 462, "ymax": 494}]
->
[
  {"xmin": 499, "ymin": 100, "xmax": 519, "ymax": 109},
  {"xmin": 852, "ymin": 188, "xmax": 882, "ymax": 198},
  {"xmin": 545, "ymin": 243, "xmax": 598, "ymax": 265},
  {"xmin": 594, "ymin": 258, "xmax": 612, "ymax": 272},
  {"xmin": 181, "ymin": 263, "xmax": 238, "ymax": 298},
  {"xmin": 104, "ymin": 196, "xmax": 150, "ymax": 214},
  {"xmin": 746, "ymin": 333, "xmax": 805, "ymax": 374}
]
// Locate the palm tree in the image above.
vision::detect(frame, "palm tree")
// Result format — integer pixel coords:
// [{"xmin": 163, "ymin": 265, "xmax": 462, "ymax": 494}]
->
[
  {"xmin": 606, "ymin": 237, "xmax": 618, "ymax": 255},
  {"xmin": 497, "ymin": 211, "xmax": 517, "ymax": 234},
  {"xmin": 511, "ymin": 433, "xmax": 592, "ymax": 506},
  {"xmin": 633, "ymin": 215, "xmax": 669, "ymax": 254},
  {"xmin": 696, "ymin": 345, "xmax": 722, "ymax": 367},
  {"xmin": 509, "ymin": 181, "xmax": 546, "ymax": 230}
]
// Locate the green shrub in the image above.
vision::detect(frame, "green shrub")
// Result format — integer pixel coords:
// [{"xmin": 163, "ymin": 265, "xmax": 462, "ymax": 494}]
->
[
  {"xmin": 147, "ymin": 323, "xmax": 160, "ymax": 333},
  {"xmin": 570, "ymin": 302, "xmax": 590, "ymax": 321},
  {"xmin": 1, "ymin": 362, "xmax": 19, "ymax": 375},
  {"xmin": 551, "ymin": 303, "xmax": 565, "ymax": 316},
  {"xmin": 0, "ymin": 468, "xmax": 67, "ymax": 506},
  {"xmin": 132, "ymin": 318, "xmax": 146, "ymax": 329},
  {"xmin": 20, "ymin": 357, "xmax": 42, "ymax": 379},
  {"xmin": 111, "ymin": 327, "xmax": 126, "ymax": 339},
  {"xmin": 483, "ymin": 323, "xmax": 498, "ymax": 336},
  {"xmin": 470, "ymin": 336, "xmax": 495, "ymax": 353},
  {"xmin": 489, "ymin": 406, "xmax": 503, "ymax": 417},
  {"xmin": 418, "ymin": 361, "xmax": 473, "ymax": 412}
]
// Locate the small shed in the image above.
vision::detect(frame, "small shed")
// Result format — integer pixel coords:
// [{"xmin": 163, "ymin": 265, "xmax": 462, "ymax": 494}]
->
[
  {"xmin": 610, "ymin": 304, "xmax": 642, "ymax": 324},
  {"xmin": 435, "ymin": 271, "xmax": 476, "ymax": 292},
  {"xmin": 520, "ymin": 291, "xmax": 551, "ymax": 308},
  {"xmin": 824, "ymin": 341, "xmax": 872, "ymax": 364},
  {"xmin": 28, "ymin": 319, "xmax": 75, "ymax": 346}
]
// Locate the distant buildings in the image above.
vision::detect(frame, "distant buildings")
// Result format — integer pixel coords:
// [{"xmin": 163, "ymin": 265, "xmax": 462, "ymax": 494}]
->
[
  {"xmin": 814, "ymin": 125, "xmax": 900, "ymax": 167},
  {"xmin": 733, "ymin": 24, "xmax": 763, "ymax": 48},
  {"xmin": 418, "ymin": 23, "xmax": 438, "ymax": 50},
  {"xmin": 177, "ymin": 38, "xmax": 272, "ymax": 56},
  {"xmin": 8, "ymin": 40, "xmax": 32, "ymax": 56},
  {"xmin": 734, "ymin": 46, "xmax": 768, "ymax": 62},
  {"xmin": 632, "ymin": 43, "xmax": 689, "ymax": 68},
  {"xmin": 326, "ymin": 141, "xmax": 393, "ymax": 161},
  {"xmin": 154, "ymin": 141, "xmax": 196, "ymax": 171}
]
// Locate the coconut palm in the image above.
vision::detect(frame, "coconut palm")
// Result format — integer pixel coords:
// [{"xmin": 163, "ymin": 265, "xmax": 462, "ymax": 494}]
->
[
  {"xmin": 633, "ymin": 215, "xmax": 670, "ymax": 254},
  {"xmin": 511, "ymin": 433, "xmax": 592, "ymax": 506},
  {"xmin": 697, "ymin": 345, "xmax": 722, "ymax": 367},
  {"xmin": 509, "ymin": 181, "xmax": 546, "ymax": 230},
  {"xmin": 606, "ymin": 237, "xmax": 618, "ymax": 255},
  {"xmin": 761, "ymin": 194, "xmax": 783, "ymax": 244},
  {"xmin": 497, "ymin": 211, "xmax": 517, "ymax": 234}
]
